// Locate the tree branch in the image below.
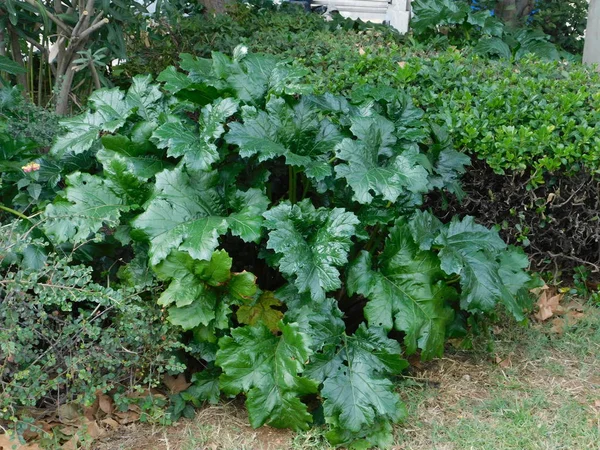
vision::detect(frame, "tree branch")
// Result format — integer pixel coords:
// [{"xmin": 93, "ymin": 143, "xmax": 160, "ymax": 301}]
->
[
  {"xmin": 88, "ymin": 60, "xmax": 101, "ymax": 90},
  {"xmin": 22, "ymin": 0, "xmax": 72, "ymax": 34},
  {"xmin": 15, "ymin": 28, "xmax": 47, "ymax": 54},
  {"xmin": 78, "ymin": 18, "xmax": 109, "ymax": 41}
]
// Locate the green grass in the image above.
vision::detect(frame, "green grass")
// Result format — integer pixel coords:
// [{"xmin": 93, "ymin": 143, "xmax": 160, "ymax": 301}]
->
[{"xmin": 390, "ymin": 300, "xmax": 600, "ymax": 450}]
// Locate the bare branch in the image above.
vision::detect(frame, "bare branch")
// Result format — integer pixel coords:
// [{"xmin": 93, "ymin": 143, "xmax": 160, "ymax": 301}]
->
[
  {"xmin": 88, "ymin": 60, "xmax": 101, "ymax": 90},
  {"xmin": 78, "ymin": 18, "xmax": 109, "ymax": 40},
  {"xmin": 90, "ymin": 11, "xmax": 105, "ymax": 27},
  {"xmin": 15, "ymin": 28, "xmax": 47, "ymax": 53}
]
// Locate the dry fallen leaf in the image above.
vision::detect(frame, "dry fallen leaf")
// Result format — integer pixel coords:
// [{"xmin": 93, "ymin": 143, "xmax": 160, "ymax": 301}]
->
[
  {"xmin": 494, "ymin": 354, "xmax": 512, "ymax": 369},
  {"xmin": 114, "ymin": 410, "xmax": 140, "ymax": 425},
  {"xmin": 397, "ymin": 61, "xmax": 407, "ymax": 68},
  {"xmin": 58, "ymin": 426, "xmax": 78, "ymax": 437},
  {"xmin": 533, "ymin": 285, "xmax": 563, "ymax": 321},
  {"xmin": 98, "ymin": 394, "xmax": 114, "ymax": 415},
  {"xmin": 101, "ymin": 417, "xmax": 120, "ymax": 429},
  {"xmin": 61, "ymin": 435, "xmax": 78, "ymax": 450},
  {"xmin": 57, "ymin": 404, "xmax": 80, "ymax": 424},
  {"xmin": 83, "ymin": 396, "xmax": 99, "ymax": 421},
  {"xmin": 358, "ymin": 47, "xmax": 365, "ymax": 55},
  {"xmin": 84, "ymin": 419, "xmax": 105, "ymax": 439},
  {"xmin": 163, "ymin": 374, "xmax": 191, "ymax": 394},
  {"xmin": 550, "ymin": 310, "xmax": 584, "ymax": 334}
]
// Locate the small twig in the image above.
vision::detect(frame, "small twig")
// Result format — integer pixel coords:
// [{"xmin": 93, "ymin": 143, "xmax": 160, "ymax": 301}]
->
[{"xmin": 546, "ymin": 252, "xmax": 600, "ymax": 273}]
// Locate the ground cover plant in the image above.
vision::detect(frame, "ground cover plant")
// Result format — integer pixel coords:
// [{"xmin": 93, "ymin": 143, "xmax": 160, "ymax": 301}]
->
[{"xmin": 2, "ymin": 48, "xmax": 537, "ymax": 448}]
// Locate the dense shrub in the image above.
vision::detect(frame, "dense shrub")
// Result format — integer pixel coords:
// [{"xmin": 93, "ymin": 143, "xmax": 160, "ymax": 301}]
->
[
  {"xmin": 114, "ymin": 4, "xmax": 600, "ymax": 277},
  {"xmin": 36, "ymin": 49, "xmax": 532, "ymax": 447},
  {"xmin": 399, "ymin": 51, "xmax": 600, "ymax": 184},
  {"xmin": 115, "ymin": 3, "xmax": 404, "ymax": 84},
  {"xmin": 0, "ymin": 220, "xmax": 184, "ymax": 437},
  {"xmin": 457, "ymin": 0, "xmax": 588, "ymax": 54}
]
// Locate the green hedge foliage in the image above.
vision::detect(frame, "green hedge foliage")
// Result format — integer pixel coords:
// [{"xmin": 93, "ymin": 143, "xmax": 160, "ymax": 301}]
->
[{"xmin": 118, "ymin": 6, "xmax": 600, "ymax": 186}]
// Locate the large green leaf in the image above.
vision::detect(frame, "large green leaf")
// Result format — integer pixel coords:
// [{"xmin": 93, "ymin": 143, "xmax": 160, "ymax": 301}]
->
[
  {"xmin": 152, "ymin": 98, "xmax": 238, "ymax": 171},
  {"xmin": 125, "ymin": 74, "xmax": 163, "ymax": 120},
  {"xmin": 347, "ymin": 221, "xmax": 455, "ymax": 359},
  {"xmin": 514, "ymin": 29, "xmax": 560, "ymax": 61},
  {"xmin": 88, "ymin": 88, "xmax": 134, "ymax": 132},
  {"xmin": 50, "ymin": 82, "xmax": 167, "ymax": 157},
  {"xmin": 132, "ymin": 165, "xmax": 268, "ymax": 265},
  {"xmin": 335, "ymin": 114, "xmax": 429, "ymax": 204},
  {"xmin": 434, "ymin": 216, "xmax": 528, "ymax": 318},
  {"xmin": 426, "ymin": 124, "xmax": 471, "ymax": 199},
  {"xmin": 411, "ymin": 0, "xmax": 471, "ymax": 33},
  {"xmin": 50, "ymin": 112, "xmax": 105, "ymax": 157},
  {"xmin": 226, "ymin": 97, "xmax": 342, "ymax": 181},
  {"xmin": 216, "ymin": 323, "xmax": 318, "ymax": 430},
  {"xmin": 263, "ymin": 200, "xmax": 359, "ymax": 302},
  {"xmin": 176, "ymin": 51, "xmax": 305, "ymax": 103},
  {"xmin": 236, "ymin": 291, "xmax": 283, "ymax": 332},
  {"xmin": 278, "ymin": 284, "xmax": 346, "ymax": 352},
  {"xmin": 43, "ymin": 173, "xmax": 129, "ymax": 243},
  {"xmin": 0, "ymin": 55, "xmax": 26, "ymax": 75},
  {"xmin": 157, "ymin": 66, "xmax": 193, "ymax": 93},
  {"xmin": 183, "ymin": 367, "xmax": 221, "ymax": 406},
  {"xmin": 317, "ymin": 325, "xmax": 408, "ymax": 446},
  {"xmin": 475, "ymin": 37, "xmax": 512, "ymax": 59},
  {"xmin": 154, "ymin": 250, "xmax": 257, "ymax": 330}
]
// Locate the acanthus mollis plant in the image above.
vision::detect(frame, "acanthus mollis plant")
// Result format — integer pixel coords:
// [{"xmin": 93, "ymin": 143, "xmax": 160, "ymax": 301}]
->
[{"xmin": 40, "ymin": 46, "xmax": 532, "ymax": 448}]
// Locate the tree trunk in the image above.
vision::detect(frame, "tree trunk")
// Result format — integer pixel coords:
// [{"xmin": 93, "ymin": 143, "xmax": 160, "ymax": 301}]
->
[
  {"xmin": 583, "ymin": 0, "xmax": 600, "ymax": 68},
  {"xmin": 200, "ymin": 0, "xmax": 231, "ymax": 14},
  {"xmin": 0, "ymin": 28, "xmax": 6, "ymax": 57},
  {"xmin": 494, "ymin": 0, "xmax": 534, "ymax": 27},
  {"xmin": 55, "ymin": 65, "xmax": 75, "ymax": 115},
  {"xmin": 8, "ymin": 24, "xmax": 28, "ymax": 94}
]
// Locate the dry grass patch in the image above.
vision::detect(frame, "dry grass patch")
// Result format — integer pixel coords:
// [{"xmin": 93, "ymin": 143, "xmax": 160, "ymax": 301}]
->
[{"xmin": 93, "ymin": 402, "xmax": 293, "ymax": 450}]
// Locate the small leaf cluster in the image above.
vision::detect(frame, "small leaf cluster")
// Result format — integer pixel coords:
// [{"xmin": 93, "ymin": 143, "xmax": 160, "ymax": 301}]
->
[{"xmin": 40, "ymin": 49, "xmax": 531, "ymax": 447}]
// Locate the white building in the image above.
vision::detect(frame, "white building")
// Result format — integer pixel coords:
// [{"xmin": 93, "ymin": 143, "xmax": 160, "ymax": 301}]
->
[{"xmin": 310, "ymin": 0, "xmax": 411, "ymax": 33}]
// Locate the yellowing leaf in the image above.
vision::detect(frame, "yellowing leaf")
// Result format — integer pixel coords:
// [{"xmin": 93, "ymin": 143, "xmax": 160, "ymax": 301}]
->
[{"xmin": 237, "ymin": 291, "xmax": 283, "ymax": 332}]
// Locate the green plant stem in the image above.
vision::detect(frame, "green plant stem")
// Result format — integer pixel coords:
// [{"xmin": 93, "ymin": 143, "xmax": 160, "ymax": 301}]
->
[
  {"xmin": 289, "ymin": 166, "xmax": 297, "ymax": 204},
  {"xmin": 300, "ymin": 174, "xmax": 310, "ymax": 201},
  {"xmin": 29, "ymin": 46, "xmax": 34, "ymax": 102},
  {"xmin": 365, "ymin": 224, "xmax": 381, "ymax": 254},
  {"xmin": 0, "ymin": 204, "xmax": 31, "ymax": 221},
  {"xmin": 38, "ymin": 51, "xmax": 44, "ymax": 106}
]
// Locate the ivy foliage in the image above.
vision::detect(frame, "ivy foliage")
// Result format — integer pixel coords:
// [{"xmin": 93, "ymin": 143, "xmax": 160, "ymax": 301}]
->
[{"xmin": 41, "ymin": 48, "xmax": 532, "ymax": 447}]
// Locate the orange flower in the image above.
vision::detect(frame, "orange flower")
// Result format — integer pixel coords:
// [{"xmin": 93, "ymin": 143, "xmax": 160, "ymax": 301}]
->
[{"xmin": 22, "ymin": 162, "xmax": 41, "ymax": 173}]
